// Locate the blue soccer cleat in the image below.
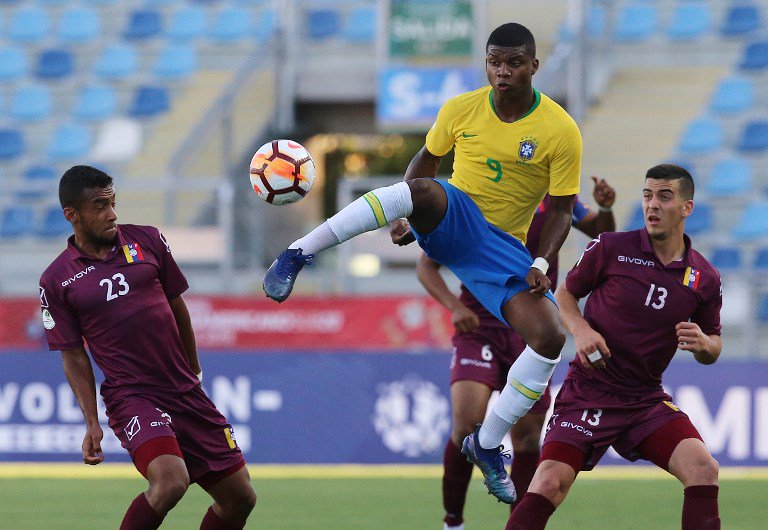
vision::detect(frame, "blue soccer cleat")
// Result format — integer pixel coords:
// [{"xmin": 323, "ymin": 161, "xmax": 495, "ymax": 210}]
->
[
  {"xmin": 461, "ymin": 425, "xmax": 516, "ymax": 504},
  {"xmin": 262, "ymin": 248, "xmax": 313, "ymax": 302}
]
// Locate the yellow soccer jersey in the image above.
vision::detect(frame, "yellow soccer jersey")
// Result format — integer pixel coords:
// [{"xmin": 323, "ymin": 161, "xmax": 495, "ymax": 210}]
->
[{"xmin": 426, "ymin": 86, "xmax": 582, "ymax": 244}]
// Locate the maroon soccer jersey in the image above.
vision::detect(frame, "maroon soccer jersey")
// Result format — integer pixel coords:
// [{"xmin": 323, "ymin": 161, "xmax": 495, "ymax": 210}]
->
[
  {"xmin": 39, "ymin": 224, "xmax": 199, "ymax": 404},
  {"xmin": 564, "ymin": 229, "xmax": 722, "ymax": 393}
]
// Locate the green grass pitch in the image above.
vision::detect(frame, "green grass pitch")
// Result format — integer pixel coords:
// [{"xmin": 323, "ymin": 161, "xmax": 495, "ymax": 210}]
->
[{"xmin": 0, "ymin": 465, "xmax": 765, "ymax": 529}]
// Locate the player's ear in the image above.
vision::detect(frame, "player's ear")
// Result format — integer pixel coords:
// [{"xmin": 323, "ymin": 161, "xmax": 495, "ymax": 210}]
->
[
  {"xmin": 530, "ymin": 58, "xmax": 539, "ymax": 75},
  {"xmin": 682, "ymin": 199, "xmax": 694, "ymax": 219},
  {"xmin": 63, "ymin": 207, "xmax": 77, "ymax": 224}
]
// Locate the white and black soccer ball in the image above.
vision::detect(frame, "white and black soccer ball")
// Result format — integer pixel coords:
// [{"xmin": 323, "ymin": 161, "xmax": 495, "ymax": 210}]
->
[{"xmin": 249, "ymin": 139, "xmax": 316, "ymax": 205}]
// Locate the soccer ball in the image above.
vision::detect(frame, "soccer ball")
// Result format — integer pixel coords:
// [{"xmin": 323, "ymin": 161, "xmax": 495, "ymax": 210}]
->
[{"xmin": 249, "ymin": 139, "xmax": 316, "ymax": 205}]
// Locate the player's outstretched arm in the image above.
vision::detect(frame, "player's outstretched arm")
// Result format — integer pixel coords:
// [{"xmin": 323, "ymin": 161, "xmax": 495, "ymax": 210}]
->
[
  {"xmin": 416, "ymin": 253, "xmax": 479, "ymax": 333},
  {"xmin": 527, "ymin": 194, "xmax": 576, "ymax": 296},
  {"xmin": 574, "ymin": 177, "xmax": 616, "ymax": 239},
  {"xmin": 676, "ymin": 322, "xmax": 722, "ymax": 365},
  {"xmin": 61, "ymin": 347, "xmax": 104, "ymax": 465},
  {"xmin": 554, "ymin": 284, "xmax": 611, "ymax": 370},
  {"xmin": 169, "ymin": 295, "xmax": 202, "ymax": 379}
]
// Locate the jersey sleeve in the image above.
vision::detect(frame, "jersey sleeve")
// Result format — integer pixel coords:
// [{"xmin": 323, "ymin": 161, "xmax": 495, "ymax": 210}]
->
[
  {"xmin": 548, "ymin": 120, "xmax": 582, "ymax": 197},
  {"xmin": 39, "ymin": 279, "xmax": 83, "ymax": 351},
  {"xmin": 565, "ymin": 234, "xmax": 607, "ymax": 299},
  {"xmin": 691, "ymin": 271, "xmax": 722, "ymax": 336},
  {"xmin": 571, "ymin": 197, "xmax": 591, "ymax": 225},
  {"xmin": 425, "ymin": 98, "xmax": 457, "ymax": 157},
  {"xmin": 152, "ymin": 228, "xmax": 189, "ymax": 300}
]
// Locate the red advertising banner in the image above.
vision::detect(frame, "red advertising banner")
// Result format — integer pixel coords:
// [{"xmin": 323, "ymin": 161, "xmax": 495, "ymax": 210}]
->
[{"xmin": 1, "ymin": 296, "xmax": 454, "ymax": 351}]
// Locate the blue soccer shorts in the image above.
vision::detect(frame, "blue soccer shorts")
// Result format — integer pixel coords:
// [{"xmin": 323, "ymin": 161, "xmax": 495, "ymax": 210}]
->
[{"xmin": 412, "ymin": 179, "xmax": 555, "ymax": 325}]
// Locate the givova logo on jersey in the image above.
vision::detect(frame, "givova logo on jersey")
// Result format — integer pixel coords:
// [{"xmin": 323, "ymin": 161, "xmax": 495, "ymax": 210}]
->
[{"xmin": 518, "ymin": 136, "xmax": 538, "ymax": 161}]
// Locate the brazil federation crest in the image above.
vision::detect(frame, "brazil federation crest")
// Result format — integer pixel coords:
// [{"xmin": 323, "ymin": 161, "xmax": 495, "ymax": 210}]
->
[{"xmin": 519, "ymin": 138, "xmax": 537, "ymax": 161}]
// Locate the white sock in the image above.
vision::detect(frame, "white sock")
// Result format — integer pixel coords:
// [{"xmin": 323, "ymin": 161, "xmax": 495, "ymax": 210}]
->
[
  {"xmin": 288, "ymin": 182, "xmax": 413, "ymax": 255},
  {"xmin": 444, "ymin": 523, "xmax": 464, "ymax": 530},
  {"xmin": 478, "ymin": 346, "xmax": 560, "ymax": 449}
]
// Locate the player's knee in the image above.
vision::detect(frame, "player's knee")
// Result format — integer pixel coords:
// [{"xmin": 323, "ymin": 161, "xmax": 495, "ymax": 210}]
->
[
  {"xmin": 150, "ymin": 473, "xmax": 189, "ymax": 506},
  {"xmin": 529, "ymin": 330, "xmax": 565, "ymax": 359},
  {"xmin": 530, "ymin": 473, "xmax": 568, "ymax": 502},
  {"xmin": 687, "ymin": 454, "xmax": 719, "ymax": 485},
  {"xmin": 510, "ymin": 429, "xmax": 540, "ymax": 452}
]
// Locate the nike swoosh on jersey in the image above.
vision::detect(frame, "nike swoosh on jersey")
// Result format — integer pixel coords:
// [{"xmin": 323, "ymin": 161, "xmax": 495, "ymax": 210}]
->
[{"xmin": 462, "ymin": 132, "xmax": 477, "ymax": 138}]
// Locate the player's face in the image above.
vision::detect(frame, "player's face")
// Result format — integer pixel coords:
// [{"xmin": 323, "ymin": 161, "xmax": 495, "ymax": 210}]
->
[
  {"xmin": 642, "ymin": 178, "xmax": 693, "ymax": 240},
  {"xmin": 65, "ymin": 186, "xmax": 118, "ymax": 246},
  {"xmin": 486, "ymin": 45, "xmax": 538, "ymax": 99}
]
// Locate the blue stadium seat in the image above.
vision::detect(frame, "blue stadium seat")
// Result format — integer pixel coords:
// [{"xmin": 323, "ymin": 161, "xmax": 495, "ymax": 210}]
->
[
  {"xmin": 35, "ymin": 49, "xmax": 74, "ymax": 80},
  {"xmin": 710, "ymin": 247, "xmax": 742, "ymax": 271},
  {"xmin": 0, "ymin": 128, "xmax": 25, "ymax": 160},
  {"xmin": 254, "ymin": 9, "xmax": 278, "ymax": 42},
  {"xmin": 209, "ymin": 7, "xmax": 251, "ymax": 43},
  {"xmin": 677, "ymin": 117, "xmax": 723, "ymax": 155},
  {"xmin": 709, "ymin": 76, "xmax": 754, "ymax": 115},
  {"xmin": 685, "ymin": 201, "xmax": 712, "ymax": 235},
  {"xmin": 721, "ymin": 4, "xmax": 761, "ymax": 37},
  {"xmin": 307, "ymin": 9, "xmax": 341, "ymax": 40},
  {"xmin": 705, "ymin": 158, "xmax": 752, "ymax": 196},
  {"xmin": 9, "ymin": 7, "xmax": 50, "ymax": 44},
  {"xmin": 153, "ymin": 44, "xmax": 197, "ymax": 80},
  {"xmin": 58, "ymin": 7, "xmax": 101, "ymax": 44},
  {"xmin": 167, "ymin": 6, "xmax": 207, "ymax": 41},
  {"xmin": 129, "ymin": 85, "xmax": 170, "ymax": 117},
  {"xmin": 753, "ymin": 247, "xmax": 768, "ymax": 270},
  {"xmin": 736, "ymin": 120, "xmax": 768, "ymax": 152},
  {"xmin": 738, "ymin": 41, "xmax": 768, "ymax": 71},
  {"xmin": 23, "ymin": 165, "xmax": 57, "ymax": 182},
  {"xmin": 667, "ymin": 3, "xmax": 711, "ymax": 41},
  {"xmin": 758, "ymin": 295, "xmax": 768, "ymax": 323},
  {"xmin": 0, "ymin": 47, "xmax": 28, "ymax": 82},
  {"xmin": 123, "ymin": 9, "xmax": 163, "ymax": 41},
  {"xmin": 37, "ymin": 206, "xmax": 72, "ymax": 238},
  {"xmin": 613, "ymin": 4, "xmax": 658, "ymax": 42},
  {"xmin": 47, "ymin": 124, "xmax": 92, "ymax": 159},
  {"xmin": 10, "ymin": 84, "xmax": 52, "ymax": 123},
  {"xmin": 94, "ymin": 44, "xmax": 138, "ymax": 80},
  {"xmin": 624, "ymin": 202, "xmax": 645, "ymax": 231},
  {"xmin": 342, "ymin": 7, "xmax": 376, "ymax": 43},
  {"xmin": 73, "ymin": 84, "xmax": 117, "ymax": 122},
  {"xmin": 731, "ymin": 201, "xmax": 768, "ymax": 241},
  {"xmin": 0, "ymin": 206, "xmax": 34, "ymax": 238}
]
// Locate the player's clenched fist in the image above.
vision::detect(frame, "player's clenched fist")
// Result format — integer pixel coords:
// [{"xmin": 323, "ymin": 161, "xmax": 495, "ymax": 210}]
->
[
  {"xmin": 572, "ymin": 324, "xmax": 611, "ymax": 370},
  {"xmin": 526, "ymin": 267, "xmax": 551, "ymax": 297},
  {"xmin": 676, "ymin": 321, "xmax": 710, "ymax": 353},
  {"xmin": 451, "ymin": 304, "xmax": 480, "ymax": 333},
  {"xmin": 390, "ymin": 218, "xmax": 415, "ymax": 246},
  {"xmin": 82, "ymin": 425, "xmax": 104, "ymax": 465}
]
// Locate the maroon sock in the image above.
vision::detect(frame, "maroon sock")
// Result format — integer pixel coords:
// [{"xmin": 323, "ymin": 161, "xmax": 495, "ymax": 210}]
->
[
  {"xmin": 506, "ymin": 492, "xmax": 555, "ymax": 530},
  {"xmin": 510, "ymin": 450, "xmax": 540, "ymax": 510},
  {"xmin": 442, "ymin": 438, "xmax": 473, "ymax": 527},
  {"xmin": 200, "ymin": 506, "xmax": 244, "ymax": 530},
  {"xmin": 683, "ymin": 485, "xmax": 720, "ymax": 530},
  {"xmin": 120, "ymin": 493, "xmax": 164, "ymax": 530}
]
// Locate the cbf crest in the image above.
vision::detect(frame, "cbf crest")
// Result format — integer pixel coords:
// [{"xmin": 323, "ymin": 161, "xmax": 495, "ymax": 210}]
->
[{"xmin": 519, "ymin": 137, "xmax": 538, "ymax": 161}]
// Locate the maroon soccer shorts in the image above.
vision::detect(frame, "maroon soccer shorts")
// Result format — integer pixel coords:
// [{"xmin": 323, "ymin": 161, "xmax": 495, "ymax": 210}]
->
[
  {"xmin": 450, "ymin": 326, "xmax": 551, "ymax": 414},
  {"xmin": 107, "ymin": 385, "xmax": 244, "ymax": 482},
  {"xmin": 541, "ymin": 378, "xmax": 702, "ymax": 471}
]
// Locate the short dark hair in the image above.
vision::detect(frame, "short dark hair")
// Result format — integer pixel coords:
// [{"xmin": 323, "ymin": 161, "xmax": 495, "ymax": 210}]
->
[
  {"xmin": 59, "ymin": 165, "xmax": 114, "ymax": 209},
  {"xmin": 486, "ymin": 23, "xmax": 536, "ymax": 57},
  {"xmin": 645, "ymin": 164, "xmax": 695, "ymax": 200}
]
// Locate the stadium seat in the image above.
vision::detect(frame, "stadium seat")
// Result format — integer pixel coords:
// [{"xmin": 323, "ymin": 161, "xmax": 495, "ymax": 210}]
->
[
  {"xmin": 667, "ymin": 3, "xmax": 712, "ymax": 41},
  {"xmin": 731, "ymin": 201, "xmax": 768, "ymax": 241},
  {"xmin": 209, "ymin": 8, "xmax": 251, "ymax": 43},
  {"xmin": 738, "ymin": 41, "xmax": 768, "ymax": 71},
  {"xmin": 254, "ymin": 9, "xmax": 278, "ymax": 42},
  {"xmin": 307, "ymin": 9, "xmax": 341, "ymax": 40},
  {"xmin": 677, "ymin": 117, "xmax": 723, "ymax": 155},
  {"xmin": 753, "ymin": 247, "xmax": 768, "ymax": 270},
  {"xmin": 624, "ymin": 202, "xmax": 645, "ymax": 231},
  {"xmin": 705, "ymin": 158, "xmax": 752, "ymax": 196},
  {"xmin": 35, "ymin": 49, "xmax": 74, "ymax": 80},
  {"xmin": 0, "ymin": 47, "xmax": 28, "ymax": 82},
  {"xmin": 129, "ymin": 85, "xmax": 170, "ymax": 117},
  {"xmin": 123, "ymin": 9, "xmax": 163, "ymax": 41},
  {"xmin": 9, "ymin": 7, "xmax": 50, "ymax": 44},
  {"xmin": 736, "ymin": 120, "xmax": 768, "ymax": 152},
  {"xmin": 613, "ymin": 4, "xmax": 658, "ymax": 42},
  {"xmin": 36, "ymin": 206, "xmax": 72, "ymax": 238},
  {"xmin": 710, "ymin": 246, "xmax": 742, "ymax": 271},
  {"xmin": 47, "ymin": 124, "xmax": 92, "ymax": 159},
  {"xmin": 153, "ymin": 44, "xmax": 198, "ymax": 80},
  {"xmin": 758, "ymin": 294, "xmax": 768, "ymax": 323},
  {"xmin": 709, "ymin": 76, "xmax": 754, "ymax": 115},
  {"xmin": 58, "ymin": 7, "xmax": 101, "ymax": 44},
  {"xmin": 685, "ymin": 201, "xmax": 712, "ymax": 235},
  {"xmin": 22, "ymin": 165, "xmax": 57, "ymax": 183},
  {"xmin": 0, "ymin": 128, "xmax": 25, "ymax": 160},
  {"xmin": 167, "ymin": 6, "xmax": 207, "ymax": 42},
  {"xmin": 0, "ymin": 205, "xmax": 34, "ymax": 238},
  {"xmin": 90, "ymin": 118, "xmax": 143, "ymax": 162},
  {"xmin": 9, "ymin": 84, "xmax": 52, "ymax": 123},
  {"xmin": 94, "ymin": 44, "xmax": 138, "ymax": 81},
  {"xmin": 721, "ymin": 4, "xmax": 761, "ymax": 37},
  {"xmin": 73, "ymin": 84, "xmax": 117, "ymax": 122},
  {"xmin": 342, "ymin": 7, "xmax": 376, "ymax": 43}
]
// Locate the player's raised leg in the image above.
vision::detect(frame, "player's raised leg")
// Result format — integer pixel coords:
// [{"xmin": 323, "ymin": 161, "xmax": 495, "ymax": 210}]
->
[
  {"xmin": 199, "ymin": 464, "xmax": 257, "ymax": 530},
  {"xmin": 463, "ymin": 293, "xmax": 564, "ymax": 503},
  {"xmin": 263, "ymin": 175, "xmax": 446, "ymax": 302}
]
